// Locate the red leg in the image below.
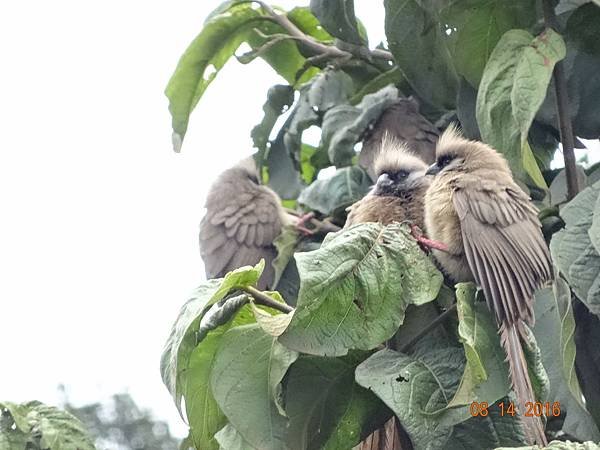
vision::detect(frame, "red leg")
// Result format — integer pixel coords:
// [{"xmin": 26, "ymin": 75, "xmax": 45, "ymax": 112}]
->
[
  {"xmin": 295, "ymin": 212, "xmax": 316, "ymax": 236},
  {"xmin": 410, "ymin": 224, "xmax": 449, "ymax": 252}
]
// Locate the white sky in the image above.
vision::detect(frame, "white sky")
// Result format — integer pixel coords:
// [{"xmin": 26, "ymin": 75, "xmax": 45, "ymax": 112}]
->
[
  {"xmin": 0, "ymin": 0, "xmax": 384, "ymax": 437},
  {"xmin": 0, "ymin": 0, "xmax": 595, "ymax": 440}
]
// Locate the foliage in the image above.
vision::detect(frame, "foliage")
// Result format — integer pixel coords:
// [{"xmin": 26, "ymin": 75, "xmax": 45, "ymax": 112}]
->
[
  {"xmin": 61, "ymin": 391, "xmax": 180, "ymax": 450},
  {"xmin": 163, "ymin": 0, "xmax": 600, "ymax": 449},
  {"xmin": 0, "ymin": 400, "xmax": 95, "ymax": 450}
]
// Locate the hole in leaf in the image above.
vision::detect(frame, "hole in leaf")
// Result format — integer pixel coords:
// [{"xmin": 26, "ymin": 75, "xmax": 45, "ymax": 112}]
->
[
  {"xmin": 353, "ymin": 298, "xmax": 364, "ymax": 312},
  {"xmin": 203, "ymin": 64, "xmax": 217, "ymax": 81},
  {"xmin": 396, "ymin": 374, "xmax": 408, "ymax": 382}
]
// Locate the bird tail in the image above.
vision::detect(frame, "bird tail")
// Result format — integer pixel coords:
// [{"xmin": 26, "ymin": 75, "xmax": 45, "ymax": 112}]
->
[{"xmin": 499, "ymin": 321, "xmax": 547, "ymax": 446}]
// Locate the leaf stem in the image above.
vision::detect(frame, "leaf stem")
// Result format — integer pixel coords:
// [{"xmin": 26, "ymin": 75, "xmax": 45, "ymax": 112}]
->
[
  {"xmin": 241, "ymin": 285, "xmax": 294, "ymax": 313},
  {"xmin": 397, "ymin": 303, "xmax": 457, "ymax": 353},
  {"xmin": 542, "ymin": 0, "xmax": 580, "ymax": 200}
]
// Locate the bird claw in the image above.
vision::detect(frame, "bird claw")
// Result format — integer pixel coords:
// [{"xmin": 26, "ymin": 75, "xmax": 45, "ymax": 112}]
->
[
  {"xmin": 295, "ymin": 212, "xmax": 316, "ymax": 236},
  {"xmin": 410, "ymin": 224, "xmax": 449, "ymax": 252}
]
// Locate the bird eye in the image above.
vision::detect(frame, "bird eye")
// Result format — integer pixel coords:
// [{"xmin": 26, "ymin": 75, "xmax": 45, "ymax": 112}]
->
[
  {"xmin": 396, "ymin": 170, "xmax": 409, "ymax": 178},
  {"xmin": 437, "ymin": 154, "xmax": 454, "ymax": 168}
]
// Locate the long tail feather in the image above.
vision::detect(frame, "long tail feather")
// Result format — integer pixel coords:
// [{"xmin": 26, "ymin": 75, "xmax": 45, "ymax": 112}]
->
[{"xmin": 500, "ymin": 321, "xmax": 547, "ymax": 446}]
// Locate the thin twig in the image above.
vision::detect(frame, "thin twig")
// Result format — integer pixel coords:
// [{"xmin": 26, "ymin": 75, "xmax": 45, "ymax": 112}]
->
[
  {"xmin": 397, "ymin": 303, "xmax": 457, "ymax": 353},
  {"xmin": 241, "ymin": 285, "xmax": 294, "ymax": 313},
  {"xmin": 238, "ymin": 0, "xmax": 394, "ymax": 63},
  {"xmin": 542, "ymin": 0, "xmax": 580, "ymax": 200}
]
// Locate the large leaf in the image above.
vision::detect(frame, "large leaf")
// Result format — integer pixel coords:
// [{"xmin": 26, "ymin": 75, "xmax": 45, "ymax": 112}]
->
[
  {"xmin": 550, "ymin": 180, "xmax": 600, "ymax": 316},
  {"xmin": 309, "ymin": 0, "xmax": 365, "ymax": 45},
  {"xmin": 355, "ymin": 347, "xmax": 527, "ymax": 450},
  {"xmin": 534, "ymin": 282, "xmax": 600, "ymax": 442},
  {"xmin": 384, "ymin": 0, "xmax": 458, "ymax": 110},
  {"xmin": 279, "ymin": 223, "xmax": 443, "ymax": 356},
  {"xmin": 285, "ymin": 353, "xmax": 388, "ymax": 450},
  {"xmin": 166, "ymin": 2, "xmax": 310, "ymax": 151},
  {"xmin": 321, "ymin": 85, "xmax": 399, "ymax": 166},
  {"xmin": 443, "ymin": 0, "xmax": 536, "ymax": 87},
  {"xmin": 210, "ymin": 324, "xmax": 298, "ymax": 450},
  {"xmin": 0, "ymin": 401, "xmax": 95, "ymax": 450},
  {"xmin": 252, "ymin": 85, "xmax": 295, "ymax": 159},
  {"xmin": 536, "ymin": 4, "xmax": 600, "ymax": 140},
  {"xmin": 160, "ymin": 263, "xmax": 263, "ymax": 449},
  {"xmin": 447, "ymin": 283, "xmax": 510, "ymax": 414},
  {"xmin": 476, "ymin": 29, "xmax": 566, "ymax": 186},
  {"xmin": 297, "ymin": 166, "xmax": 371, "ymax": 217}
]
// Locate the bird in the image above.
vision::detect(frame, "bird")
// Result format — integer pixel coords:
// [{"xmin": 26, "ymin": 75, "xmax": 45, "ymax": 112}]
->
[
  {"xmin": 199, "ymin": 157, "xmax": 293, "ymax": 290},
  {"xmin": 348, "ymin": 136, "xmax": 430, "ymax": 450},
  {"xmin": 423, "ymin": 125, "xmax": 552, "ymax": 446},
  {"xmin": 359, "ymin": 97, "xmax": 438, "ymax": 181},
  {"xmin": 346, "ymin": 135, "xmax": 430, "ymax": 229}
]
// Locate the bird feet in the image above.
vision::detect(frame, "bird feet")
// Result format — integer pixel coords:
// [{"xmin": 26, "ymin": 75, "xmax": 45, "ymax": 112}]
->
[
  {"xmin": 295, "ymin": 212, "xmax": 316, "ymax": 236},
  {"xmin": 410, "ymin": 225, "xmax": 449, "ymax": 252}
]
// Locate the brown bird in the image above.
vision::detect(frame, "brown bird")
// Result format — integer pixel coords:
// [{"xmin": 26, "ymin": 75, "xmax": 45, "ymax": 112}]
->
[
  {"xmin": 424, "ymin": 126, "xmax": 552, "ymax": 446},
  {"xmin": 348, "ymin": 137, "xmax": 429, "ymax": 450},
  {"xmin": 346, "ymin": 136, "xmax": 430, "ymax": 230},
  {"xmin": 199, "ymin": 157, "xmax": 292, "ymax": 290},
  {"xmin": 359, "ymin": 97, "xmax": 438, "ymax": 181}
]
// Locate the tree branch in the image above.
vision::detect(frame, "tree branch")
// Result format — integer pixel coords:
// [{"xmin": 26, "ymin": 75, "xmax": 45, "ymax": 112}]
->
[
  {"xmin": 542, "ymin": 0, "xmax": 580, "ymax": 201},
  {"xmin": 240, "ymin": 0, "xmax": 394, "ymax": 63},
  {"xmin": 397, "ymin": 303, "xmax": 457, "ymax": 353},
  {"xmin": 241, "ymin": 285, "xmax": 294, "ymax": 313}
]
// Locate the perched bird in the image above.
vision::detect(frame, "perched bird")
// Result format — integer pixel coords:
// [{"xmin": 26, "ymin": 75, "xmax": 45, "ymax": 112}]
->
[
  {"xmin": 346, "ymin": 136, "xmax": 430, "ymax": 229},
  {"xmin": 359, "ymin": 97, "xmax": 438, "ymax": 180},
  {"xmin": 199, "ymin": 157, "xmax": 291, "ymax": 290},
  {"xmin": 348, "ymin": 137, "xmax": 429, "ymax": 450},
  {"xmin": 424, "ymin": 126, "xmax": 552, "ymax": 446}
]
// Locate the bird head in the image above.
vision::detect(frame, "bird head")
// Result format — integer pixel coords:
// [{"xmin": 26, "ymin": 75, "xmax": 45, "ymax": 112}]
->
[
  {"xmin": 232, "ymin": 156, "xmax": 261, "ymax": 185},
  {"xmin": 425, "ymin": 124, "xmax": 511, "ymax": 176},
  {"xmin": 372, "ymin": 136, "xmax": 429, "ymax": 197}
]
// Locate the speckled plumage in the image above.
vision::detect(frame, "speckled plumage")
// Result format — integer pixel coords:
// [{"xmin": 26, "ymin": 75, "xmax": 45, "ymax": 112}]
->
[{"xmin": 424, "ymin": 126, "xmax": 552, "ymax": 446}]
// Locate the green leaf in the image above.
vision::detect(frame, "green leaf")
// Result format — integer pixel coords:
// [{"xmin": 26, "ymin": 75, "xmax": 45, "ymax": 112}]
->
[
  {"xmin": 443, "ymin": 1, "xmax": 536, "ymax": 87},
  {"xmin": 1, "ymin": 401, "xmax": 95, "ymax": 450},
  {"xmin": 534, "ymin": 282, "xmax": 600, "ymax": 442},
  {"xmin": 215, "ymin": 423, "xmax": 253, "ymax": 450},
  {"xmin": 285, "ymin": 353, "xmax": 388, "ymax": 450},
  {"xmin": 287, "ymin": 7, "xmax": 333, "ymax": 42},
  {"xmin": 160, "ymin": 263, "xmax": 262, "ymax": 449},
  {"xmin": 549, "ymin": 166, "xmax": 587, "ymax": 206},
  {"xmin": 321, "ymin": 85, "xmax": 399, "ymax": 166},
  {"xmin": 355, "ymin": 347, "xmax": 465, "ymax": 449},
  {"xmin": 166, "ymin": 2, "xmax": 313, "ymax": 151},
  {"xmin": 447, "ymin": 283, "xmax": 511, "ymax": 414},
  {"xmin": 272, "ymin": 225, "xmax": 300, "ymax": 288},
  {"xmin": 384, "ymin": 0, "xmax": 458, "ymax": 109},
  {"xmin": 307, "ymin": 69, "xmax": 354, "ymax": 112},
  {"xmin": 550, "ymin": 180, "xmax": 600, "ymax": 316},
  {"xmin": 210, "ymin": 324, "xmax": 299, "ymax": 450},
  {"xmin": 279, "ymin": 223, "xmax": 443, "ymax": 356},
  {"xmin": 297, "ymin": 166, "xmax": 371, "ymax": 217},
  {"xmin": 477, "ymin": 28, "xmax": 566, "ymax": 186},
  {"xmin": 309, "ymin": 0, "xmax": 365, "ymax": 45},
  {"xmin": 283, "ymin": 85, "xmax": 320, "ymax": 164},
  {"xmin": 250, "ymin": 297, "xmax": 293, "ymax": 337},
  {"xmin": 355, "ymin": 347, "xmax": 526, "ymax": 450},
  {"xmin": 252, "ymin": 85, "xmax": 295, "ymax": 157}
]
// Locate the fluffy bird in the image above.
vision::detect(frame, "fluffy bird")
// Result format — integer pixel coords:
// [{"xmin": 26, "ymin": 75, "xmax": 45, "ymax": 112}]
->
[
  {"xmin": 424, "ymin": 126, "xmax": 552, "ymax": 446},
  {"xmin": 346, "ymin": 137, "xmax": 430, "ymax": 229},
  {"xmin": 359, "ymin": 97, "xmax": 438, "ymax": 180},
  {"xmin": 199, "ymin": 157, "xmax": 291, "ymax": 290},
  {"xmin": 348, "ymin": 138, "xmax": 429, "ymax": 450}
]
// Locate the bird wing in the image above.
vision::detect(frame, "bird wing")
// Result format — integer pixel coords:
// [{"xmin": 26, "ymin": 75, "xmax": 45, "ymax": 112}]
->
[
  {"xmin": 452, "ymin": 178, "xmax": 552, "ymax": 326},
  {"xmin": 199, "ymin": 187, "xmax": 283, "ymax": 288}
]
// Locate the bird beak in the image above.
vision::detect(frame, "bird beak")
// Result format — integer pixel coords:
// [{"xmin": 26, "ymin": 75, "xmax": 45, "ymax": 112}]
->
[
  {"xmin": 376, "ymin": 173, "xmax": 393, "ymax": 188},
  {"xmin": 425, "ymin": 163, "xmax": 441, "ymax": 176}
]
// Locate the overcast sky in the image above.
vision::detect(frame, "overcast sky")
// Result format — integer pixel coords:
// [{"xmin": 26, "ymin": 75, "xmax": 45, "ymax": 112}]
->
[
  {"xmin": 0, "ymin": 0, "xmax": 595, "ymax": 440},
  {"xmin": 0, "ymin": 0, "xmax": 385, "ymax": 437}
]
